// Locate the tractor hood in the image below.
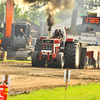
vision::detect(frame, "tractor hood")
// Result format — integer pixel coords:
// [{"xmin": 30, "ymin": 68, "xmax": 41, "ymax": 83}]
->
[{"xmin": 42, "ymin": 38, "xmax": 61, "ymax": 44}]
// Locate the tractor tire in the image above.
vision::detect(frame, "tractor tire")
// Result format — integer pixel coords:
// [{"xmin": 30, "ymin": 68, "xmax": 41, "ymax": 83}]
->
[
  {"xmin": 57, "ymin": 52, "xmax": 64, "ymax": 69},
  {"xmin": 65, "ymin": 41, "xmax": 81, "ymax": 69},
  {"xmin": 38, "ymin": 56, "xmax": 45, "ymax": 67},
  {"xmin": 35, "ymin": 38, "xmax": 42, "ymax": 51},
  {"xmin": 32, "ymin": 51, "xmax": 39, "ymax": 67},
  {"xmin": 80, "ymin": 48, "xmax": 87, "ymax": 69},
  {"xmin": 34, "ymin": 38, "xmax": 45, "ymax": 67}
]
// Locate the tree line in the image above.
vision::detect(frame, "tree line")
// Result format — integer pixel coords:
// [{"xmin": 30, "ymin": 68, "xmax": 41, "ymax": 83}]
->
[{"xmin": 0, "ymin": 0, "xmax": 99, "ymax": 26}]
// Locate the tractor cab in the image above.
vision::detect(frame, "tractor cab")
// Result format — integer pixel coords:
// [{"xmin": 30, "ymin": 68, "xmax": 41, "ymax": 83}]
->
[
  {"xmin": 50, "ymin": 25, "xmax": 66, "ymax": 40},
  {"xmin": 12, "ymin": 22, "xmax": 31, "ymax": 48},
  {"xmin": 1, "ymin": 22, "xmax": 31, "ymax": 51}
]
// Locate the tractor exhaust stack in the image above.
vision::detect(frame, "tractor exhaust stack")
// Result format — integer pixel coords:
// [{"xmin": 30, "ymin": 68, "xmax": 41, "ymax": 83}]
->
[{"xmin": 48, "ymin": 26, "xmax": 51, "ymax": 39}]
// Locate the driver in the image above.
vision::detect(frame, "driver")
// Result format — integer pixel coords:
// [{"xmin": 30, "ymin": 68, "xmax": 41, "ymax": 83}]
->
[
  {"xmin": 18, "ymin": 28, "xmax": 25, "ymax": 38},
  {"xmin": 18, "ymin": 28, "xmax": 25, "ymax": 43},
  {"xmin": 52, "ymin": 29, "xmax": 63, "ymax": 38}
]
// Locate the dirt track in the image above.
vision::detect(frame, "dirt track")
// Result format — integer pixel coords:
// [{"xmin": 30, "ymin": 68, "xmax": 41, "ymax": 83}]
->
[{"xmin": 0, "ymin": 61, "xmax": 100, "ymax": 93}]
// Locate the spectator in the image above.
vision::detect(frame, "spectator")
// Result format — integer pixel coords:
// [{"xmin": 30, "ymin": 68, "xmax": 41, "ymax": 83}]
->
[{"xmin": 85, "ymin": 24, "xmax": 94, "ymax": 32}]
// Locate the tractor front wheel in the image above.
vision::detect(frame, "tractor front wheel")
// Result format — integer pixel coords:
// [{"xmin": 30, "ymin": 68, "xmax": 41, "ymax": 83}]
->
[
  {"xmin": 57, "ymin": 52, "xmax": 64, "ymax": 69},
  {"xmin": 32, "ymin": 51, "xmax": 39, "ymax": 67}
]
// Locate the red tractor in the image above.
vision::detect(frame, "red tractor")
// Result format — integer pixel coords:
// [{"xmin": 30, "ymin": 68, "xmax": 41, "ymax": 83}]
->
[{"xmin": 32, "ymin": 25, "xmax": 82, "ymax": 69}]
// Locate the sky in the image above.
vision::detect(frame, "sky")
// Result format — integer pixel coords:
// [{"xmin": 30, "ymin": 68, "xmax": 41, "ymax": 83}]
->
[
  {"xmin": 14, "ymin": 0, "xmax": 29, "ymax": 10},
  {"xmin": 0, "ymin": 0, "xmax": 29, "ymax": 10}
]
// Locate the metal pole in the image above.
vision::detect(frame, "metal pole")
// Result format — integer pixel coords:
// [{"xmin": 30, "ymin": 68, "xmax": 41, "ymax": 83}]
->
[
  {"xmin": 98, "ymin": 52, "xmax": 99, "ymax": 69},
  {"xmin": 65, "ymin": 68, "xmax": 69, "ymax": 90},
  {"xmin": 42, "ymin": 21, "xmax": 44, "ymax": 36}
]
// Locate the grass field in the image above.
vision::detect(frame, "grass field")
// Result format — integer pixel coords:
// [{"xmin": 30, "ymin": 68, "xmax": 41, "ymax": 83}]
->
[
  {"xmin": 2, "ymin": 60, "xmax": 31, "ymax": 63},
  {"xmin": 8, "ymin": 83, "xmax": 100, "ymax": 100}
]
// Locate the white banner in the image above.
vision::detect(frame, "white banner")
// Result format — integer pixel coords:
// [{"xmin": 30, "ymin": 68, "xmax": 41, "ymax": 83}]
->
[{"xmin": 64, "ymin": 70, "xmax": 71, "ymax": 82}]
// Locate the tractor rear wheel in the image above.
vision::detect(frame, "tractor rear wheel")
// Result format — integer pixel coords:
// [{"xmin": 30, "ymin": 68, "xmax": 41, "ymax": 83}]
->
[
  {"xmin": 34, "ymin": 38, "xmax": 45, "ymax": 67},
  {"xmin": 32, "ymin": 51, "xmax": 39, "ymax": 67},
  {"xmin": 65, "ymin": 41, "xmax": 81, "ymax": 69},
  {"xmin": 57, "ymin": 52, "xmax": 64, "ymax": 69}
]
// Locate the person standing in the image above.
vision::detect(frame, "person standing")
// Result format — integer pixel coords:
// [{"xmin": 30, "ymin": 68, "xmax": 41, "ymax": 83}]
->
[{"xmin": 85, "ymin": 24, "xmax": 94, "ymax": 32}]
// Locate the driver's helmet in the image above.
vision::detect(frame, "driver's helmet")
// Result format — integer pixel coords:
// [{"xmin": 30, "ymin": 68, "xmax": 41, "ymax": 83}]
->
[{"xmin": 55, "ymin": 29, "xmax": 59, "ymax": 34}]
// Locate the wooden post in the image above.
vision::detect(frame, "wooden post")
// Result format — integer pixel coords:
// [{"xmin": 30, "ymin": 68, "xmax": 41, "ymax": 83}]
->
[
  {"xmin": 98, "ymin": 52, "xmax": 99, "ymax": 69},
  {"xmin": 5, "ymin": 74, "xmax": 8, "ymax": 85},
  {"xmin": 2, "ymin": 74, "xmax": 11, "ymax": 92},
  {"xmin": 65, "ymin": 68, "xmax": 69, "ymax": 90}
]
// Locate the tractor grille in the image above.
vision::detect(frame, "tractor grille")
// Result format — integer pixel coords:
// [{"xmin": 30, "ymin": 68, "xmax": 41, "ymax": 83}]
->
[{"xmin": 44, "ymin": 45, "xmax": 52, "ymax": 50}]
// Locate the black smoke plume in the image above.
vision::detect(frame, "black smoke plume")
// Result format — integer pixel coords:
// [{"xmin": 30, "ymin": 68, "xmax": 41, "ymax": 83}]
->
[
  {"xmin": 22, "ymin": 0, "xmax": 74, "ymax": 27},
  {"xmin": 47, "ymin": 14, "xmax": 54, "ymax": 27}
]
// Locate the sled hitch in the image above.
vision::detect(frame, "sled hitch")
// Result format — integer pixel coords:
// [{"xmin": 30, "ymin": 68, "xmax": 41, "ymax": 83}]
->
[
  {"xmin": 39, "ymin": 50, "xmax": 52, "ymax": 61},
  {"xmin": 45, "ymin": 61, "xmax": 48, "ymax": 67}
]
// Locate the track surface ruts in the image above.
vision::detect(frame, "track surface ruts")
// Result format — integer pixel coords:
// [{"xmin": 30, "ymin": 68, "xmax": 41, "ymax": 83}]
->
[{"xmin": 0, "ymin": 61, "xmax": 100, "ymax": 93}]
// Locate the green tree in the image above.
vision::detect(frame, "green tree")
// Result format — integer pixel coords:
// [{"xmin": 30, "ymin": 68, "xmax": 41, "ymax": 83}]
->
[
  {"xmin": 0, "ymin": 1, "xmax": 4, "ymax": 27},
  {"xmin": 28, "ymin": 3, "xmax": 41, "ymax": 25},
  {"xmin": 28, "ymin": 3, "xmax": 47, "ymax": 25},
  {"xmin": 14, "ymin": 5, "xmax": 23, "ymax": 19},
  {"xmin": 75, "ymin": 0, "xmax": 100, "ymax": 16},
  {"xmin": 19, "ymin": 7, "xmax": 29, "ymax": 20},
  {"xmin": 55, "ymin": 11, "xmax": 72, "ymax": 22}
]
